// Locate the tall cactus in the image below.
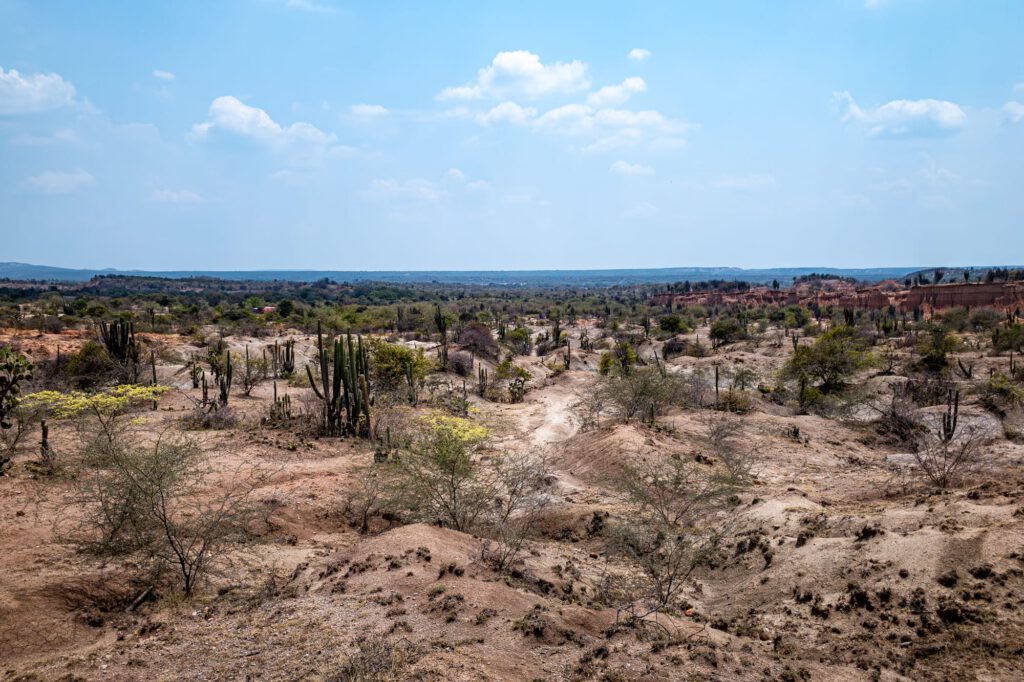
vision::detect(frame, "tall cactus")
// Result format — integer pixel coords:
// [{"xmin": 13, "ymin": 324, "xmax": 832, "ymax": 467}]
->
[
  {"xmin": 938, "ymin": 389, "xmax": 959, "ymax": 444},
  {"xmin": 218, "ymin": 351, "xmax": 233, "ymax": 406},
  {"xmin": 434, "ymin": 305, "xmax": 449, "ymax": 368},
  {"xmin": 306, "ymin": 321, "xmax": 372, "ymax": 438}
]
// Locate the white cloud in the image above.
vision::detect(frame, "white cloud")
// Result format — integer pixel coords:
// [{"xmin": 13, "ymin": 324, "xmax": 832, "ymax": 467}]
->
[
  {"xmin": 627, "ymin": 48, "xmax": 652, "ymax": 62},
  {"xmin": 833, "ymin": 91, "xmax": 966, "ymax": 138},
  {"xmin": 587, "ymin": 77, "xmax": 646, "ymax": 107},
  {"xmin": 476, "ymin": 101, "xmax": 537, "ymax": 125},
  {"xmin": 189, "ymin": 95, "xmax": 336, "ymax": 147},
  {"xmin": 610, "ymin": 160, "xmax": 654, "ymax": 176},
  {"xmin": 870, "ymin": 154, "xmax": 979, "ymax": 198},
  {"xmin": 350, "ymin": 103, "xmax": 389, "ymax": 118},
  {"xmin": 535, "ymin": 104, "xmax": 685, "ymax": 136},
  {"xmin": 152, "ymin": 70, "xmax": 176, "ymax": 81},
  {"xmin": 1003, "ymin": 101, "xmax": 1024, "ymax": 124},
  {"xmin": 711, "ymin": 174, "xmax": 776, "ymax": 191},
  {"xmin": 362, "ymin": 178, "xmax": 448, "ymax": 202},
  {"xmin": 442, "ymin": 168, "xmax": 465, "ymax": 183},
  {"xmin": 10, "ymin": 128, "xmax": 80, "ymax": 146},
  {"xmin": 465, "ymin": 180, "xmax": 491, "ymax": 192},
  {"xmin": 0, "ymin": 67, "xmax": 76, "ymax": 115},
  {"xmin": 150, "ymin": 188, "xmax": 202, "ymax": 203},
  {"xmin": 286, "ymin": 0, "xmax": 337, "ymax": 12},
  {"xmin": 437, "ymin": 50, "xmax": 589, "ymax": 101},
  {"xmin": 25, "ymin": 169, "xmax": 93, "ymax": 194},
  {"xmin": 623, "ymin": 201, "xmax": 658, "ymax": 219},
  {"xmin": 533, "ymin": 101, "xmax": 692, "ymax": 152}
]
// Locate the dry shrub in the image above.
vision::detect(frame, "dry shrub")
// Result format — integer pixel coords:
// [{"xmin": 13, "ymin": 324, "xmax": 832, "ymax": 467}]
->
[
  {"xmin": 64, "ymin": 419, "xmax": 265, "ymax": 596},
  {"xmin": 606, "ymin": 450, "xmax": 741, "ymax": 623},
  {"xmin": 910, "ymin": 391, "xmax": 986, "ymax": 489},
  {"xmin": 700, "ymin": 412, "xmax": 754, "ymax": 481},
  {"xmin": 181, "ymin": 405, "xmax": 239, "ymax": 430},
  {"xmin": 328, "ymin": 633, "xmax": 419, "ymax": 682},
  {"xmin": 448, "ymin": 351, "xmax": 474, "ymax": 377}
]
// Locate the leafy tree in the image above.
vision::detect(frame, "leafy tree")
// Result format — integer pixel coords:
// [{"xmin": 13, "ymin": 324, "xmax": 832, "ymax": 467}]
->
[
  {"xmin": 658, "ymin": 315, "xmax": 685, "ymax": 334},
  {"xmin": 781, "ymin": 325, "xmax": 870, "ymax": 394},
  {"xmin": 506, "ymin": 326, "xmax": 532, "ymax": 355},
  {"xmin": 710, "ymin": 317, "xmax": 745, "ymax": 346},
  {"xmin": 0, "ymin": 348, "xmax": 33, "ymax": 431},
  {"xmin": 276, "ymin": 299, "xmax": 295, "ymax": 318},
  {"xmin": 917, "ymin": 324, "xmax": 959, "ymax": 372},
  {"xmin": 367, "ymin": 338, "xmax": 433, "ymax": 395}
]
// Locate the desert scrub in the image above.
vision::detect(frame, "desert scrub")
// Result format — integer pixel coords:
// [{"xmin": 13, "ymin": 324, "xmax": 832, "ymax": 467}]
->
[
  {"xmin": 22, "ymin": 384, "xmax": 170, "ymax": 419},
  {"xmin": 417, "ymin": 412, "xmax": 489, "ymax": 445}
]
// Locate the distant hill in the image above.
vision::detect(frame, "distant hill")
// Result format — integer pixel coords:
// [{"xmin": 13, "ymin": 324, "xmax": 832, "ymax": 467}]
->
[{"xmin": 1, "ymin": 262, "xmax": 1015, "ymax": 288}]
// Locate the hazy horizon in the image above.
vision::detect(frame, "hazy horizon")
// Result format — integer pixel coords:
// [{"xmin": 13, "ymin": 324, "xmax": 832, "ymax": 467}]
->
[{"xmin": 2, "ymin": 1, "xmax": 1023, "ymax": 270}]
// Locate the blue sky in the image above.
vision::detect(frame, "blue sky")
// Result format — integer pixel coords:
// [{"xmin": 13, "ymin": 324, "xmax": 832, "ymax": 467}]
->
[{"xmin": 1, "ymin": 0, "xmax": 1022, "ymax": 271}]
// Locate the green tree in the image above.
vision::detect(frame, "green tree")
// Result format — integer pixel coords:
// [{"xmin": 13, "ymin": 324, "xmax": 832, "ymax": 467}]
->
[
  {"xmin": 781, "ymin": 325, "xmax": 870, "ymax": 394},
  {"xmin": 0, "ymin": 348, "xmax": 33, "ymax": 431}
]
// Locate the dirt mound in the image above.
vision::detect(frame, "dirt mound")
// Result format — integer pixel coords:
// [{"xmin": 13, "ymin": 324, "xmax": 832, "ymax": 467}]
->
[{"xmin": 555, "ymin": 423, "xmax": 680, "ymax": 485}]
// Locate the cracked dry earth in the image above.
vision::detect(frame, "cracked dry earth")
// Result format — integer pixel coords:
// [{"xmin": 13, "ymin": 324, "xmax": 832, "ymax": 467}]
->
[{"xmin": 2, "ymin": 333, "xmax": 1024, "ymax": 681}]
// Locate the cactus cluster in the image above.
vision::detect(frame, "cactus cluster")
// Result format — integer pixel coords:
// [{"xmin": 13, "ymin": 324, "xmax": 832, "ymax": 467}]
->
[
  {"xmin": 272, "ymin": 339, "xmax": 295, "ymax": 377},
  {"xmin": 99, "ymin": 319, "xmax": 140, "ymax": 381},
  {"xmin": 269, "ymin": 381, "xmax": 292, "ymax": 422},
  {"xmin": 477, "ymin": 365, "xmax": 488, "ymax": 397},
  {"xmin": 306, "ymin": 321, "xmax": 372, "ymax": 438}
]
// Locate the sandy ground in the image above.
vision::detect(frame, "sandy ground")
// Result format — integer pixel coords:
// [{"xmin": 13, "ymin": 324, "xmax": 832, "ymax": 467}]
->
[{"xmin": 1, "ymin": 327, "xmax": 1023, "ymax": 681}]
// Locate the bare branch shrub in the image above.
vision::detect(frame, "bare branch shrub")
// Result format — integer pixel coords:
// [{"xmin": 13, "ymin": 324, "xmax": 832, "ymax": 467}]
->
[
  {"xmin": 65, "ymin": 421, "xmax": 264, "ymax": 596},
  {"xmin": 911, "ymin": 426, "xmax": 985, "ymax": 490},
  {"xmin": 479, "ymin": 451, "xmax": 551, "ymax": 571},
  {"xmin": 700, "ymin": 412, "xmax": 754, "ymax": 481},
  {"xmin": 606, "ymin": 451, "xmax": 740, "ymax": 624},
  {"xmin": 386, "ymin": 417, "xmax": 550, "ymax": 571},
  {"xmin": 910, "ymin": 390, "xmax": 986, "ymax": 489},
  {"xmin": 571, "ymin": 366, "xmax": 686, "ymax": 428}
]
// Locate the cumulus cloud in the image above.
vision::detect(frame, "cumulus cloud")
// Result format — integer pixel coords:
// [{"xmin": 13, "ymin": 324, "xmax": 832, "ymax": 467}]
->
[
  {"xmin": 150, "ymin": 188, "xmax": 202, "ymax": 203},
  {"xmin": 152, "ymin": 70, "xmax": 176, "ymax": 81},
  {"xmin": 0, "ymin": 67, "xmax": 76, "ymax": 115},
  {"xmin": 587, "ymin": 77, "xmax": 646, "ymax": 107},
  {"xmin": 609, "ymin": 160, "xmax": 654, "ymax": 176},
  {"xmin": 533, "ymin": 102, "xmax": 690, "ymax": 153},
  {"xmin": 833, "ymin": 91, "xmax": 966, "ymax": 138},
  {"xmin": 350, "ymin": 103, "xmax": 389, "ymax": 118},
  {"xmin": 437, "ymin": 50, "xmax": 589, "ymax": 101},
  {"xmin": 189, "ymin": 95, "xmax": 336, "ymax": 146},
  {"xmin": 476, "ymin": 101, "xmax": 537, "ymax": 125},
  {"xmin": 1003, "ymin": 101, "xmax": 1024, "ymax": 124},
  {"xmin": 25, "ymin": 169, "xmax": 93, "ymax": 194},
  {"xmin": 711, "ymin": 174, "xmax": 776, "ymax": 191},
  {"xmin": 627, "ymin": 48, "xmax": 652, "ymax": 62},
  {"xmin": 364, "ymin": 168, "xmax": 494, "ymax": 202}
]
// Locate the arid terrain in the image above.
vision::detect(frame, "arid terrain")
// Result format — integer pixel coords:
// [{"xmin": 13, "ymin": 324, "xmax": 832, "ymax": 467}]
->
[{"xmin": 2, "ymin": 309, "xmax": 1023, "ymax": 682}]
